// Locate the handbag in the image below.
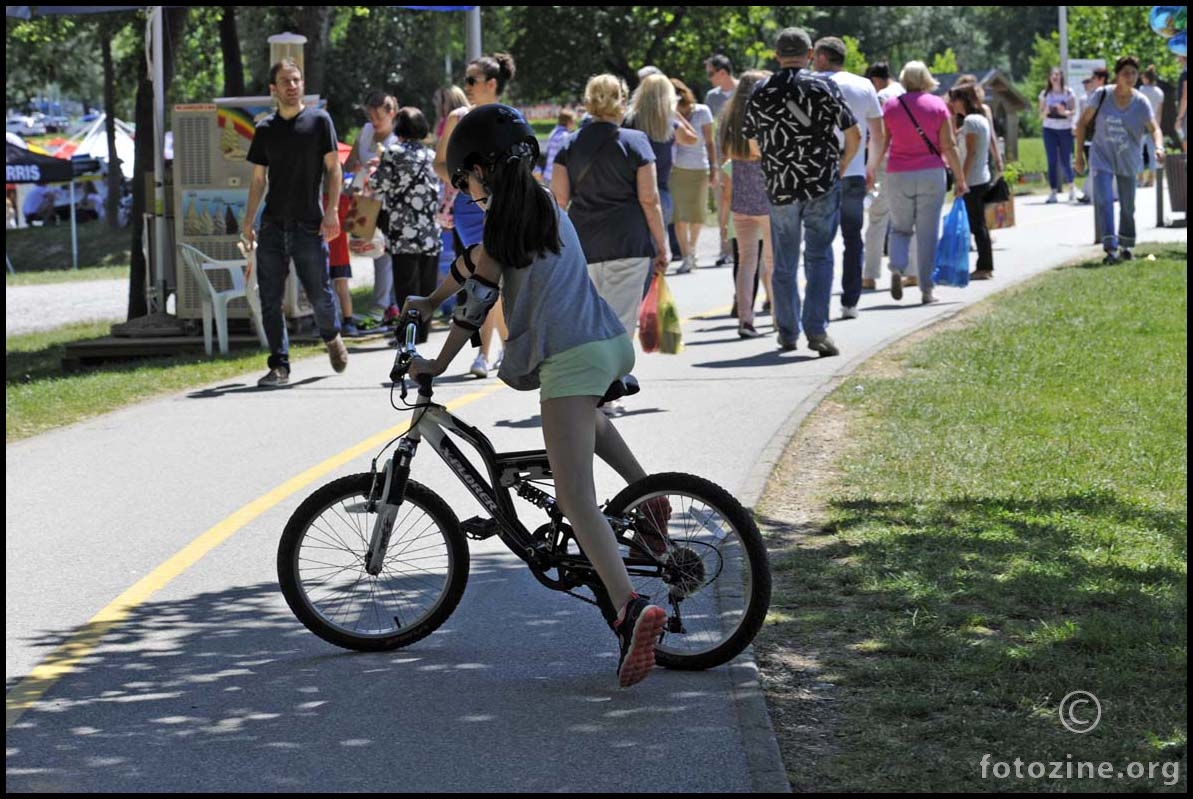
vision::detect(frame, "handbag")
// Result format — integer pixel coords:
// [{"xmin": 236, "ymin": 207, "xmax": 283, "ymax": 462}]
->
[
  {"xmin": 343, "ymin": 193, "xmax": 382, "ymax": 240},
  {"xmin": 898, "ymin": 95, "xmax": 952, "ymax": 190},
  {"xmin": 983, "ymin": 176, "xmax": 1011, "ymax": 204}
]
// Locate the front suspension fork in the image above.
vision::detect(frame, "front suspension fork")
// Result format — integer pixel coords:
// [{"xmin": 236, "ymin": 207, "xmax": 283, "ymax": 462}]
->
[{"xmin": 364, "ymin": 438, "xmax": 418, "ymax": 575}]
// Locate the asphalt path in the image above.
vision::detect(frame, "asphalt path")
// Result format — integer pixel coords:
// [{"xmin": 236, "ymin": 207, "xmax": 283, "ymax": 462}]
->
[{"xmin": 5, "ymin": 189, "xmax": 1186, "ymax": 792}]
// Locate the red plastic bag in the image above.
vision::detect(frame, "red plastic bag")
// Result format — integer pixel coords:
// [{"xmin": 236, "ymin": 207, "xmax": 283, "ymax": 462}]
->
[{"xmin": 638, "ymin": 272, "xmax": 661, "ymax": 353}]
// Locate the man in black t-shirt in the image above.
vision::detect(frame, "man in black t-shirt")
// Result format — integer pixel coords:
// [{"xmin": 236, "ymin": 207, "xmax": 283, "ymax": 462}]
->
[
  {"xmin": 743, "ymin": 27, "xmax": 860, "ymax": 357},
  {"xmin": 244, "ymin": 58, "xmax": 347, "ymax": 387}
]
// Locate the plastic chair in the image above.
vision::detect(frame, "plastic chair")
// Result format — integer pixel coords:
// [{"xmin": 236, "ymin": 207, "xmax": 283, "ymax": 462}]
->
[{"xmin": 176, "ymin": 242, "xmax": 268, "ymax": 355}]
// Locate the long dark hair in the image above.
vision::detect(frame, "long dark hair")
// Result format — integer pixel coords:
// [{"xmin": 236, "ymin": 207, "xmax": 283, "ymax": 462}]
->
[
  {"xmin": 948, "ymin": 84, "xmax": 984, "ymax": 118},
  {"xmin": 482, "ymin": 147, "xmax": 559, "ymax": 269}
]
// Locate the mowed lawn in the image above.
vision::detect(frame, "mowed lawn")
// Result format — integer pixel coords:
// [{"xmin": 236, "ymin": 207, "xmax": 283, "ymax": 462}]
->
[{"xmin": 756, "ymin": 243, "xmax": 1187, "ymax": 792}]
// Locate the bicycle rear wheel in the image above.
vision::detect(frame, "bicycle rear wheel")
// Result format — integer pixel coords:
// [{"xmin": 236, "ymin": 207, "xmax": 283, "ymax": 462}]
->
[
  {"xmin": 605, "ymin": 472, "xmax": 771, "ymax": 671},
  {"xmin": 278, "ymin": 473, "xmax": 469, "ymax": 652}
]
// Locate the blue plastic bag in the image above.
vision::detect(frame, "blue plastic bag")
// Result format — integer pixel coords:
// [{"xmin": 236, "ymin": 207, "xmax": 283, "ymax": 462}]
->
[{"xmin": 932, "ymin": 201, "xmax": 971, "ymax": 288}]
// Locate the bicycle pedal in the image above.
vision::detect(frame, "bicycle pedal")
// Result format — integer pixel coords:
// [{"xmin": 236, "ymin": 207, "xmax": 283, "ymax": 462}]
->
[{"xmin": 461, "ymin": 516, "xmax": 502, "ymax": 541}]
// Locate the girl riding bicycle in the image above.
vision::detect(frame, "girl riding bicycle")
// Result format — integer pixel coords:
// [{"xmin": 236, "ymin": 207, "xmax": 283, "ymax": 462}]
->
[{"xmin": 402, "ymin": 104, "xmax": 668, "ymax": 687}]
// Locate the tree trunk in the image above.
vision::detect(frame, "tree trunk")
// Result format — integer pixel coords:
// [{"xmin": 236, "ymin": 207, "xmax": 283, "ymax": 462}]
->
[
  {"xmin": 101, "ymin": 36, "xmax": 121, "ymax": 230},
  {"xmin": 295, "ymin": 6, "xmax": 333, "ymax": 95},
  {"xmin": 219, "ymin": 6, "xmax": 245, "ymax": 98},
  {"xmin": 127, "ymin": 7, "xmax": 189, "ymax": 321}
]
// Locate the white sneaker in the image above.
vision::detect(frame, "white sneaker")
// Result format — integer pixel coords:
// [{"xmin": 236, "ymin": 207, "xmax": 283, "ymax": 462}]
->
[
  {"xmin": 601, "ymin": 399, "xmax": 626, "ymax": 417},
  {"xmin": 841, "ymin": 305, "xmax": 859, "ymax": 319},
  {"xmin": 1068, "ymin": 186, "xmax": 1077, "ymax": 203},
  {"xmin": 1046, "ymin": 192, "xmax": 1058, "ymax": 204},
  {"xmin": 491, "ymin": 349, "xmax": 504, "ymax": 371},
  {"xmin": 470, "ymin": 354, "xmax": 489, "ymax": 378}
]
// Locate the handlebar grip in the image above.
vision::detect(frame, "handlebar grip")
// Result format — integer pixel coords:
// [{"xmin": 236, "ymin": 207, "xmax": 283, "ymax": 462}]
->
[{"xmin": 415, "ymin": 373, "xmax": 434, "ymax": 397}]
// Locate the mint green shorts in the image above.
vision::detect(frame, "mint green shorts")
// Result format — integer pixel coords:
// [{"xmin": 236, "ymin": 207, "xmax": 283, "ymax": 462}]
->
[{"xmin": 539, "ymin": 334, "xmax": 635, "ymax": 401}]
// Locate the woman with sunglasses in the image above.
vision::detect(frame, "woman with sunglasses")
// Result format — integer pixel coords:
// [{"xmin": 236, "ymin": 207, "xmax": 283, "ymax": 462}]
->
[
  {"xmin": 434, "ymin": 53, "xmax": 515, "ymax": 379},
  {"xmin": 404, "ymin": 105, "xmax": 669, "ymax": 688}
]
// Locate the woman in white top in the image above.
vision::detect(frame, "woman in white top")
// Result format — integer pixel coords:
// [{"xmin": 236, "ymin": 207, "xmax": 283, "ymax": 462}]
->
[
  {"xmin": 344, "ymin": 91, "xmax": 400, "ymax": 318},
  {"xmin": 1038, "ymin": 68, "xmax": 1077, "ymax": 203},
  {"xmin": 669, "ymin": 78, "xmax": 716, "ymax": 274},
  {"xmin": 949, "ymin": 84, "xmax": 994, "ymax": 279}
]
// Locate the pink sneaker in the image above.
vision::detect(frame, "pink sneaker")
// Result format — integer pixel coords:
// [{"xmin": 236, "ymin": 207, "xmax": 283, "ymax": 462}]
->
[{"xmin": 614, "ymin": 594, "xmax": 667, "ymax": 688}]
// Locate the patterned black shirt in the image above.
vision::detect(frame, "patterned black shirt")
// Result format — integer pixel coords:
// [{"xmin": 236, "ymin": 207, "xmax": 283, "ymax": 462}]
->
[{"xmin": 742, "ymin": 67, "xmax": 858, "ymax": 204}]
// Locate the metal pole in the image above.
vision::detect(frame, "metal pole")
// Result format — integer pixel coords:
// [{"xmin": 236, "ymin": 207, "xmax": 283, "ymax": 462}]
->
[
  {"xmin": 1059, "ymin": 7, "xmax": 1069, "ymax": 79},
  {"xmin": 69, "ymin": 180, "xmax": 78, "ymax": 270},
  {"xmin": 1156, "ymin": 162, "xmax": 1165, "ymax": 227},
  {"xmin": 466, "ymin": 7, "xmax": 481, "ymax": 62},
  {"xmin": 151, "ymin": 6, "xmax": 168, "ymax": 314}
]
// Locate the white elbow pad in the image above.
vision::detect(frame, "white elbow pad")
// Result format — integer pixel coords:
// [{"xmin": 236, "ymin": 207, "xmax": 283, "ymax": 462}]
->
[{"xmin": 453, "ymin": 276, "xmax": 500, "ymax": 331}]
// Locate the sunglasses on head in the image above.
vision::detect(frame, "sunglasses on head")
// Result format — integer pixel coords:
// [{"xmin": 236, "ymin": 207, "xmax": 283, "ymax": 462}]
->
[{"xmin": 464, "ymin": 75, "xmax": 486, "ymax": 86}]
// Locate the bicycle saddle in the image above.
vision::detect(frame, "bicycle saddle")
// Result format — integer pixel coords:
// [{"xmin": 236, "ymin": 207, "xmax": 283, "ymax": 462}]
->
[{"xmin": 599, "ymin": 375, "xmax": 640, "ymax": 407}]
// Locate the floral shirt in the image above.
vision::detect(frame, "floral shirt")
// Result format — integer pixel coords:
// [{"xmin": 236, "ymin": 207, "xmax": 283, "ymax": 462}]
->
[{"xmin": 371, "ymin": 139, "xmax": 442, "ymax": 256}]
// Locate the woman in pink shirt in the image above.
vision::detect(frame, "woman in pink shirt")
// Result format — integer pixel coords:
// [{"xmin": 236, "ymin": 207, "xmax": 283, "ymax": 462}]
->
[{"xmin": 876, "ymin": 61, "xmax": 967, "ymax": 304}]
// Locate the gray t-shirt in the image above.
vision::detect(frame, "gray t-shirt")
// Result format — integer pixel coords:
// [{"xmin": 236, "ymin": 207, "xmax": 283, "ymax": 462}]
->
[
  {"xmin": 960, "ymin": 113, "xmax": 992, "ymax": 186},
  {"xmin": 705, "ymin": 85, "xmax": 735, "ymax": 121},
  {"xmin": 1087, "ymin": 87, "xmax": 1155, "ymax": 176},
  {"xmin": 498, "ymin": 207, "xmax": 626, "ymax": 391}
]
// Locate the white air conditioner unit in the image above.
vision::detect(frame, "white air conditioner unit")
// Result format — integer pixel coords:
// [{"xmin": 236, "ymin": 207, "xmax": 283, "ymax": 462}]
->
[{"xmin": 172, "ymin": 99, "xmax": 315, "ymax": 321}]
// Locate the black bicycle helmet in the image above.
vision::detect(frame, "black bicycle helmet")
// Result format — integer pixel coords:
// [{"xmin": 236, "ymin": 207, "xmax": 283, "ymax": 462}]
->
[{"xmin": 445, "ymin": 103, "xmax": 539, "ymax": 190}]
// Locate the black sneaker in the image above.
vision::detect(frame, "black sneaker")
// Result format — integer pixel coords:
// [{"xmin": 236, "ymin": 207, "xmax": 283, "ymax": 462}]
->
[
  {"xmin": 1119, "ymin": 248, "xmax": 1133, "ymax": 261},
  {"xmin": 257, "ymin": 367, "xmax": 290, "ymax": 387},
  {"xmin": 341, "ymin": 318, "xmax": 360, "ymax": 337},
  {"xmin": 890, "ymin": 272, "xmax": 904, "ymax": 300},
  {"xmin": 777, "ymin": 334, "xmax": 798, "ymax": 352},
  {"xmin": 806, "ymin": 333, "xmax": 840, "ymax": 357},
  {"xmin": 614, "ymin": 594, "xmax": 667, "ymax": 688},
  {"xmin": 1102, "ymin": 250, "xmax": 1120, "ymax": 265}
]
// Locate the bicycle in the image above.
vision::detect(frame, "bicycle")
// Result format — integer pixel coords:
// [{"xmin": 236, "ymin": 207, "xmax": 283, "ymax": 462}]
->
[{"xmin": 277, "ymin": 312, "xmax": 771, "ymax": 672}]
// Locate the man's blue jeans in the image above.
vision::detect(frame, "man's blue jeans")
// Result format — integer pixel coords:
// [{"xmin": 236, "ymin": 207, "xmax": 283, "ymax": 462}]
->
[
  {"xmin": 839, "ymin": 176, "xmax": 867, "ymax": 310},
  {"xmin": 256, "ymin": 220, "xmax": 341, "ymax": 372},
  {"xmin": 768, "ymin": 182, "xmax": 841, "ymax": 344},
  {"xmin": 1091, "ymin": 170, "xmax": 1136, "ymax": 252}
]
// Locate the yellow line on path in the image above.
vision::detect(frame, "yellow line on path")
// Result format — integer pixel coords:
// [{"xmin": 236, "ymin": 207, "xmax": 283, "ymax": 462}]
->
[{"xmin": 5, "ymin": 382, "xmax": 504, "ymax": 729}]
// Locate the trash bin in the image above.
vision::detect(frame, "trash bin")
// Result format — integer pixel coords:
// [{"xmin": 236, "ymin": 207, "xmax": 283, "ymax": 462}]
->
[{"xmin": 1165, "ymin": 153, "xmax": 1186, "ymax": 213}]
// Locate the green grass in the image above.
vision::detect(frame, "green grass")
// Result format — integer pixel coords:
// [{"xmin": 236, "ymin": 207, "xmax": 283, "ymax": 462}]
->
[
  {"xmin": 5, "ymin": 285, "xmax": 380, "ymax": 443},
  {"xmin": 756, "ymin": 243, "xmax": 1187, "ymax": 792},
  {"xmin": 5, "ymin": 221, "xmax": 133, "ymax": 283},
  {"xmin": 1015, "ymin": 136, "xmax": 1049, "ymax": 175}
]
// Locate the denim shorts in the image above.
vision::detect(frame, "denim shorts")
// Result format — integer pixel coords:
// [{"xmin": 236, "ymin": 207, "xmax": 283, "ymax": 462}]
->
[{"xmin": 539, "ymin": 334, "xmax": 634, "ymax": 401}]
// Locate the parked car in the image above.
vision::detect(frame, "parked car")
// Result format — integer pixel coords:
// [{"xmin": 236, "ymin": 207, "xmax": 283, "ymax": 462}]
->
[
  {"xmin": 42, "ymin": 114, "xmax": 70, "ymax": 133},
  {"xmin": 6, "ymin": 115, "xmax": 47, "ymax": 136}
]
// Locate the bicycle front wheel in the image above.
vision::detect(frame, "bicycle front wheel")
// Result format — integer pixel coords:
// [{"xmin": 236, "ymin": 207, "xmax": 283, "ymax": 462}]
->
[
  {"xmin": 605, "ymin": 472, "xmax": 771, "ymax": 671},
  {"xmin": 278, "ymin": 473, "xmax": 469, "ymax": 652}
]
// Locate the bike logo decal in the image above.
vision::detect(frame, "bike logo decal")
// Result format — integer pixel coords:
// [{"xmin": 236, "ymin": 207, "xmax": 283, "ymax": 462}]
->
[{"xmin": 438, "ymin": 438, "xmax": 501, "ymax": 515}]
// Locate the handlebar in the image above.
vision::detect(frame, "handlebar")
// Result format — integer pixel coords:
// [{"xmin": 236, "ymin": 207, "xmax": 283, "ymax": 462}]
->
[{"xmin": 389, "ymin": 310, "xmax": 434, "ymax": 399}]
